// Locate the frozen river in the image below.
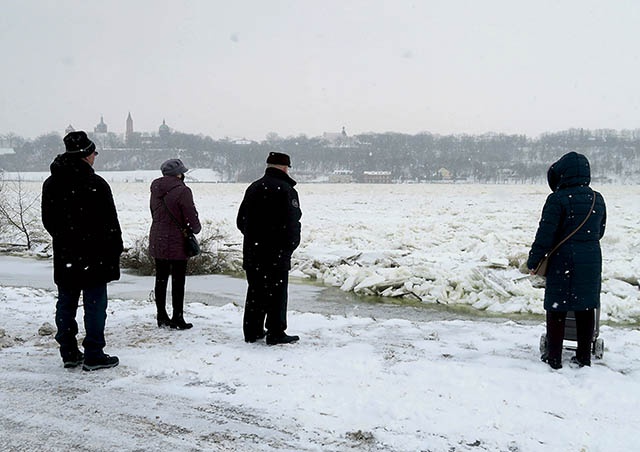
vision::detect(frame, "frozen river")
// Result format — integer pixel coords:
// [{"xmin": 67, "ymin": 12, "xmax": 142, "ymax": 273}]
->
[{"xmin": 3, "ymin": 178, "xmax": 640, "ymax": 322}]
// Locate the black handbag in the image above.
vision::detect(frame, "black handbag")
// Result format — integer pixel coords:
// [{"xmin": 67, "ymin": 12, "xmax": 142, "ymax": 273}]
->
[
  {"xmin": 161, "ymin": 197, "xmax": 201, "ymax": 257},
  {"xmin": 183, "ymin": 230, "xmax": 201, "ymax": 257}
]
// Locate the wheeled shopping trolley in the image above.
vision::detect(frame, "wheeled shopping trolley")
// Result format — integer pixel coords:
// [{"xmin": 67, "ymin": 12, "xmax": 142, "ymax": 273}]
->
[{"xmin": 539, "ymin": 309, "xmax": 604, "ymax": 360}]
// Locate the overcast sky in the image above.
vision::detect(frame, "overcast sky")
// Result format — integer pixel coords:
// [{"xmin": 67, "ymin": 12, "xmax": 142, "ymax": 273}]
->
[{"xmin": 2, "ymin": 0, "xmax": 639, "ymax": 141}]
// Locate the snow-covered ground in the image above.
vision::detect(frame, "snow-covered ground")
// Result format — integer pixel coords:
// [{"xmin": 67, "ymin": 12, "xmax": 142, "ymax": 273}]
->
[
  {"xmin": 1, "ymin": 175, "xmax": 640, "ymax": 451},
  {"xmin": 1, "ymin": 262, "xmax": 640, "ymax": 452}
]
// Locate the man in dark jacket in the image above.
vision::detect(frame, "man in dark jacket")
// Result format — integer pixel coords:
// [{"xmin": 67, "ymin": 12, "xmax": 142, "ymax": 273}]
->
[
  {"xmin": 528, "ymin": 152, "xmax": 606, "ymax": 369},
  {"xmin": 237, "ymin": 152, "xmax": 302, "ymax": 345},
  {"xmin": 42, "ymin": 131, "xmax": 123, "ymax": 371}
]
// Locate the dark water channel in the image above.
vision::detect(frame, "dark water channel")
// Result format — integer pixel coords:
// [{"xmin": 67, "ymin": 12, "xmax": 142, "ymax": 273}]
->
[
  {"xmin": 3, "ymin": 255, "xmax": 622, "ymax": 327},
  {"xmin": 293, "ymin": 280, "xmax": 544, "ymax": 325}
]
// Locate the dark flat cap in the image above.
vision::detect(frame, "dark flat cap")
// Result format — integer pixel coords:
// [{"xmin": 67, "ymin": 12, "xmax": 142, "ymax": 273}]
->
[{"xmin": 266, "ymin": 152, "xmax": 291, "ymax": 167}]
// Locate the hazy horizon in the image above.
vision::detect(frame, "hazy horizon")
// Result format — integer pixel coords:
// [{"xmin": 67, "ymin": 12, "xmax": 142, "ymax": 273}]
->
[
  {"xmin": 2, "ymin": 1, "xmax": 640, "ymax": 141},
  {"xmin": 5, "ymin": 120, "xmax": 640, "ymax": 143}
]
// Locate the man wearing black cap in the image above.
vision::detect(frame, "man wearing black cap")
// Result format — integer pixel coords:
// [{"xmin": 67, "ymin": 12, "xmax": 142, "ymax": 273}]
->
[
  {"xmin": 42, "ymin": 131, "xmax": 123, "ymax": 371},
  {"xmin": 237, "ymin": 152, "xmax": 302, "ymax": 345}
]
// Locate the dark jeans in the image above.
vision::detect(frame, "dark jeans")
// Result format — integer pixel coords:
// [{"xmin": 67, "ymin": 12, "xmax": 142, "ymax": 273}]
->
[
  {"xmin": 243, "ymin": 267, "xmax": 289, "ymax": 340},
  {"xmin": 55, "ymin": 284, "xmax": 108, "ymax": 361},
  {"xmin": 154, "ymin": 259, "xmax": 188, "ymax": 317},
  {"xmin": 546, "ymin": 309, "xmax": 595, "ymax": 364}
]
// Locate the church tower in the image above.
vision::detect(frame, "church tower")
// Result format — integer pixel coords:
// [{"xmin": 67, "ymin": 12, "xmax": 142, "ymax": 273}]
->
[
  {"xmin": 93, "ymin": 116, "xmax": 108, "ymax": 149},
  {"xmin": 125, "ymin": 112, "xmax": 134, "ymax": 145}
]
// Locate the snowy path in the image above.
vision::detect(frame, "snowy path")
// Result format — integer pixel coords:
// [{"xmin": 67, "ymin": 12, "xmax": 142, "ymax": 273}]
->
[{"xmin": 2, "ymin": 257, "xmax": 640, "ymax": 451}]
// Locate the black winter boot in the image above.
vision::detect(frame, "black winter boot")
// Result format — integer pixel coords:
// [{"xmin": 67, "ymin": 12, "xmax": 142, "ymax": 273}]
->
[
  {"xmin": 63, "ymin": 350, "xmax": 84, "ymax": 369},
  {"xmin": 157, "ymin": 311, "xmax": 171, "ymax": 328},
  {"xmin": 542, "ymin": 356, "xmax": 563, "ymax": 370},
  {"xmin": 547, "ymin": 358, "xmax": 563, "ymax": 370},
  {"xmin": 170, "ymin": 314, "xmax": 193, "ymax": 330},
  {"xmin": 266, "ymin": 333, "xmax": 300, "ymax": 345},
  {"xmin": 154, "ymin": 287, "xmax": 171, "ymax": 327},
  {"xmin": 82, "ymin": 354, "xmax": 119, "ymax": 371},
  {"xmin": 570, "ymin": 356, "xmax": 591, "ymax": 368}
]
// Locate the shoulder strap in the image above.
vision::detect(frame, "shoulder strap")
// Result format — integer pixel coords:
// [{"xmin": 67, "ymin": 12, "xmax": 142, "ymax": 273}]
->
[
  {"xmin": 158, "ymin": 186, "xmax": 189, "ymax": 237},
  {"xmin": 545, "ymin": 192, "xmax": 597, "ymax": 258}
]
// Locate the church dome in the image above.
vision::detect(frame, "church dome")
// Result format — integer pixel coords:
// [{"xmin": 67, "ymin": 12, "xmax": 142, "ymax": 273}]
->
[
  {"xmin": 159, "ymin": 119, "xmax": 170, "ymax": 134},
  {"xmin": 94, "ymin": 116, "xmax": 108, "ymax": 133}
]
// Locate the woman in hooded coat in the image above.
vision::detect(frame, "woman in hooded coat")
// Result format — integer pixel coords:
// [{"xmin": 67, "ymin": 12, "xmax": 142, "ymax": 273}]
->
[
  {"xmin": 527, "ymin": 152, "xmax": 606, "ymax": 369},
  {"xmin": 149, "ymin": 159, "xmax": 201, "ymax": 329}
]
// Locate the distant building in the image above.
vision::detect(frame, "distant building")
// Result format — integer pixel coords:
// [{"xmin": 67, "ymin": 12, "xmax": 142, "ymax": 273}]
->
[
  {"xmin": 65, "ymin": 124, "xmax": 75, "ymax": 134},
  {"xmin": 73, "ymin": 113, "xmax": 176, "ymax": 150},
  {"xmin": 322, "ymin": 131, "xmax": 345, "ymax": 145},
  {"xmin": 158, "ymin": 119, "xmax": 171, "ymax": 146},
  {"xmin": 362, "ymin": 171, "xmax": 392, "ymax": 183},
  {"xmin": 94, "ymin": 116, "xmax": 108, "ymax": 134},
  {"xmin": 158, "ymin": 119, "xmax": 170, "ymax": 138},
  {"xmin": 329, "ymin": 169, "xmax": 354, "ymax": 183},
  {"xmin": 125, "ymin": 112, "xmax": 134, "ymax": 145},
  {"xmin": 436, "ymin": 168, "xmax": 452, "ymax": 180},
  {"xmin": 322, "ymin": 126, "xmax": 360, "ymax": 148},
  {"xmin": 93, "ymin": 116, "xmax": 109, "ymax": 149}
]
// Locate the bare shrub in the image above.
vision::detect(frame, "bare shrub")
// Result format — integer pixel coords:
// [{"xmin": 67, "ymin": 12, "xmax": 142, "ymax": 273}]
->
[
  {"xmin": 120, "ymin": 235, "xmax": 155, "ymax": 275},
  {"xmin": 0, "ymin": 174, "xmax": 46, "ymax": 249},
  {"xmin": 120, "ymin": 222, "xmax": 240, "ymax": 276}
]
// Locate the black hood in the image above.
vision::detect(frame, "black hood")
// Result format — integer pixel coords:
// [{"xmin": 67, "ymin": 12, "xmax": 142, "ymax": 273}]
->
[
  {"xmin": 49, "ymin": 153, "xmax": 94, "ymax": 178},
  {"xmin": 547, "ymin": 152, "xmax": 591, "ymax": 192},
  {"xmin": 150, "ymin": 175, "xmax": 186, "ymax": 197}
]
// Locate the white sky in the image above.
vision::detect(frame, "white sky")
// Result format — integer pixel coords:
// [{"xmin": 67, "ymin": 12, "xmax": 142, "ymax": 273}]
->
[{"xmin": 2, "ymin": 0, "xmax": 639, "ymax": 140}]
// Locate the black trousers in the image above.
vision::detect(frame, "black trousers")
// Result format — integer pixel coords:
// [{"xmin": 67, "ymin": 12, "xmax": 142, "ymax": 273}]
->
[
  {"xmin": 243, "ymin": 267, "xmax": 289, "ymax": 340},
  {"xmin": 154, "ymin": 259, "xmax": 188, "ymax": 318},
  {"xmin": 546, "ymin": 309, "xmax": 595, "ymax": 364}
]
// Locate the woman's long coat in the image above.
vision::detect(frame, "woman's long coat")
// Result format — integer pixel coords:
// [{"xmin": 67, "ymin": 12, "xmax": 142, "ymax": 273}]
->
[
  {"xmin": 148, "ymin": 176, "xmax": 201, "ymax": 261},
  {"xmin": 41, "ymin": 153, "xmax": 123, "ymax": 288},
  {"xmin": 527, "ymin": 152, "xmax": 607, "ymax": 312}
]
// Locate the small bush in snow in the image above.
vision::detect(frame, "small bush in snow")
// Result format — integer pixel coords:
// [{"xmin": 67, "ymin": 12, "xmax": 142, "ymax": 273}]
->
[{"xmin": 120, "ymin": 222, "xmax": 240, "ymax": 276}]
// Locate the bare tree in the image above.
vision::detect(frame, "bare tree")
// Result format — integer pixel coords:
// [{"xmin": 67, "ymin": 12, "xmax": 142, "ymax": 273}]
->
[{"xmin": 0, "ymin": 173, "xmax": 43, "ymax": 249}]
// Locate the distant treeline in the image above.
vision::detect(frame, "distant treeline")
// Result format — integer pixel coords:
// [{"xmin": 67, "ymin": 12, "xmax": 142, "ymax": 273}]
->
[{"xmin": 1, "ymin": 128, "xmax": 639, "ymax": 183}]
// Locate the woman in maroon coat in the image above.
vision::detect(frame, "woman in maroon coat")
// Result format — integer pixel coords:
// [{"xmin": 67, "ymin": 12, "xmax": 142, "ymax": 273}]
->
[{"xmin": 149, "ymin": 159, "xmax": 201, "ymax": 329}]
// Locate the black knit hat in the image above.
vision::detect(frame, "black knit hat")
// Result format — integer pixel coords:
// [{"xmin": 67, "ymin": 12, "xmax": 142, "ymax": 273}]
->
[
  {"xmin": 266, "ymin": 152, "xmax": 291, "ymax": 167},
  {"xmin": 63, "ymin": 131, "xmax": 96, "ymax": 157}
]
